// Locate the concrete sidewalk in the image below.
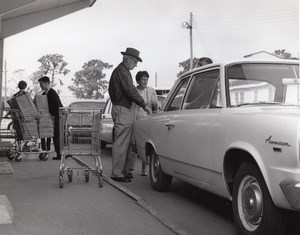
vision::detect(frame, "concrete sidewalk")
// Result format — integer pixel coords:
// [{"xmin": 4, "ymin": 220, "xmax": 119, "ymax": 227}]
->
[{"xmin": 0, "ymin": 152, "xmax": 176, "ymax": 235}]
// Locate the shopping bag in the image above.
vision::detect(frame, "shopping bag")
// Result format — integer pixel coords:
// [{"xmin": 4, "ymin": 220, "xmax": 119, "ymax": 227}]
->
[
  {"xmin": 38, "ymin": 114, "xmax": 54, "ymax": 138},
  {"xmin": 17, "ymin": 119, "xmax": 39, "ymax": 141},
  {"xmin": 35, "ymin": 95, "xmax": 49, "ymax": 113},
  {"xmin": 14, "ymin": 93, "xmax": 39, "ymax": 121}
]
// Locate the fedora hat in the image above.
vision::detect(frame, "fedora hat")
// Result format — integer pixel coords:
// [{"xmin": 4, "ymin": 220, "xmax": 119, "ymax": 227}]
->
[{"xmin": 121, "ymin": 47, "xmax": 142, "ymax": 62}]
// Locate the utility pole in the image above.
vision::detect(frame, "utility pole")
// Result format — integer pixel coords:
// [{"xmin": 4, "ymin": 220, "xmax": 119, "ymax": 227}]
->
[{"xmin": 182, "ymin": 12, "xmax": 194, "ymax": 70}]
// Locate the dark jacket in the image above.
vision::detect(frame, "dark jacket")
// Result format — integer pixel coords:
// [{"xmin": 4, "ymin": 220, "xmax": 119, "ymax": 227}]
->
[
  {"xmin": 13, "ymin": 90, "xmax": 26, "ymax": 97},
  {"xmin": 46, "ymin": 88, "xmax": 63, "ymax": 117},
  {"xmin": 108, "ymin": 63, "xmax": 145, "ymax": 109}
]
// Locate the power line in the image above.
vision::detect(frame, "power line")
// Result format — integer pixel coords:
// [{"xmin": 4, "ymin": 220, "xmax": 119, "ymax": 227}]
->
[
  {"xmin": 194, "ymin": 8, "xmax": 298, "ymax": 26},
  {"xmin": 195, "ymin": 8, "xmax": 298, "ymax": 19}
]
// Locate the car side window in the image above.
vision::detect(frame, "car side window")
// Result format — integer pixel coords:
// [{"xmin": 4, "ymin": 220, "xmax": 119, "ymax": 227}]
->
[
  {"xmin": 183, "ymin": 70, "xmax": 220, "ymax": 109},
  {"xmin": 165, "ymin": 78, "xmax": 189, "ymax": 111}
]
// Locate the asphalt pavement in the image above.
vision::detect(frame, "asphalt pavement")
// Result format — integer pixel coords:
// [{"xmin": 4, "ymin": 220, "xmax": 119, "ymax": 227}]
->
[{"xmin": 0, "ymin": 150, "xmax": 180, "ymax": 235}]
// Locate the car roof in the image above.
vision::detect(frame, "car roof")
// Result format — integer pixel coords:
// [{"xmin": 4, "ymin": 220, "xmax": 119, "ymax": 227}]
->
[
  {"xmin": 180, "ymin": 58, "xmax": 299, "ymax": 78},
  {"xmin": 161, "ymin": 59, "xmax": 299, "ymax": 110}
]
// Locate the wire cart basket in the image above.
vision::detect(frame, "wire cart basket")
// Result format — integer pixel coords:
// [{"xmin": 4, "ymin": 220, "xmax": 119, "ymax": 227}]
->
[
  {"xmin": 59, "ymin": 107, "xmax": 103, "ymax": 188},
  {"xmin": 5, "ymin": 109, "xmax": 52, "ymax": 162}
]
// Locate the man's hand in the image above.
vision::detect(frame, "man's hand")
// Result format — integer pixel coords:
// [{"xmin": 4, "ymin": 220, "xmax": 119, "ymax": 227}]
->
[{"xmin": 143, "ymin": 106, "xmax": 151, "ymax": 114}]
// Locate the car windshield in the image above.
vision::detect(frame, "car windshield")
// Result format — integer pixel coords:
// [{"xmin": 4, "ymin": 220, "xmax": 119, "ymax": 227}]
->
[{"xmin": 226, "ymin": 63, "xmax": 299, "ymax": 107}]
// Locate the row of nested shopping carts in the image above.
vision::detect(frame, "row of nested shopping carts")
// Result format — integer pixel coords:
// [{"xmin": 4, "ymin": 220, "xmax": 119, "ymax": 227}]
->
[
  {"xmin": 0, "ymin": 107, "xmax": 103, "ymax": 188},
  {"xmin": 0, "ymin": 109, "xmax": 52, "ymax": 162}
]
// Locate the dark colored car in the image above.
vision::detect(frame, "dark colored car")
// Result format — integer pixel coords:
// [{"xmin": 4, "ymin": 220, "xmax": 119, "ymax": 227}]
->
[{"xmin": 67, "ymin": 100, "xmax": 105, "ymax": 144}]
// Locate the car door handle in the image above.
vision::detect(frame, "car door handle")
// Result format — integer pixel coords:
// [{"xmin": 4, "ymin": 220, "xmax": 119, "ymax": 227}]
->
[{"xmin": 165, "ymin": 122, "xmax": 175, "ymax": 130}]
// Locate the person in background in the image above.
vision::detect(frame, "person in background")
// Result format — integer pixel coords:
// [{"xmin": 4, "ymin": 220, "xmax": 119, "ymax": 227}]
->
[
  {"xmin": 13, "ymin": 80, "xmax": 27, "ymax": 97},
  {"xmin": 198, "ymin": 57, "xmax": 213, "ymax": 67},
  {"xmin": 133, "ymin": 70, "xmax": 158, "ymax": 176},
  {"xmin": 38, "ymin": 76, "xmax": 63, "ymax": 160},
  {"xmin": 108, "ymin": 47, "xmax": 150, "ymax": 182},
  {"xmin": 8, "ymin": 80, "xmax": 28, "ymax": 133}
]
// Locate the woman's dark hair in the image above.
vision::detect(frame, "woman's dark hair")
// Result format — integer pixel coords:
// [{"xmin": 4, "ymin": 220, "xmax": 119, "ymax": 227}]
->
[
  {"xmin": 135, "ymin": 71, "xmax": 149, "ymax": 83},
  {"xmin": 18, "ymin": 80, "xmax": 27, "ymax": 90}
]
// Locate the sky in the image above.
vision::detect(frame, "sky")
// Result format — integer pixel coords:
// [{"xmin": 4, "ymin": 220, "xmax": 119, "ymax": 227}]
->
[{"xmin": 3, "ymin": 0, "xmax": 299, "ymax": 104}]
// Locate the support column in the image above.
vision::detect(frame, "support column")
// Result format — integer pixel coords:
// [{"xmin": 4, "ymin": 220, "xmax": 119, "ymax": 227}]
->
[{"xmin": 0, "ymin": 20, "xmax": 3, "ymax": 111}]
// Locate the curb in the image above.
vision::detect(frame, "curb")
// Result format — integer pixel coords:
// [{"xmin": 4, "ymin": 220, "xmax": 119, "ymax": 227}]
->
[
  {"xmin": 103, "ymin": 174, "xmax": 188, "ymax": 235},
  {"xmin": 72, "ymin": 156, "xmax": 188, "ymax": 235}
]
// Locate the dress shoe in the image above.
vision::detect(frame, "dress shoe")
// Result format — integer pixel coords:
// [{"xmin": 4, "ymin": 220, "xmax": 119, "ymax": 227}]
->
[
  {"xmin": 111, "ymin": 177, "xmax": 131, "ymax": 182},
  {"xmin": 125, "ymin": 173, "xmax": 133, "ymax": 179},
  {"xmin": 53, "ymin": 156, "xmax": 61, "ymax": 160}
]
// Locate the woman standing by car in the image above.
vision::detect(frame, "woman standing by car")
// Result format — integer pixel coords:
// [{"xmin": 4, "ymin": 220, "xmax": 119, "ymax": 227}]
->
[{"xmin": 127, "ymin": 71, "xmax": 158, "ymax": 177}]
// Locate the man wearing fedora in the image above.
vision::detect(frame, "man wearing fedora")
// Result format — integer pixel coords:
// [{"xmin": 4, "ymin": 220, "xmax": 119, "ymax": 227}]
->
[{"xmin": 108, "ymin": 47, "xmax": 149, "ymax": 182}]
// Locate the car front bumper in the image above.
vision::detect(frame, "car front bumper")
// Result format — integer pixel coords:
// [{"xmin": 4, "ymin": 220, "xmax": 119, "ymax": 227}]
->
[{"xmin": 280, "ymin": 180, "xmax": 300, "ymax": 210}]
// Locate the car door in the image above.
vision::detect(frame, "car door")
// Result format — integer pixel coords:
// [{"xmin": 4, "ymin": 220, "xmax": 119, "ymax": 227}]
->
[
  {"xmin": 152, "ymin": 77, "xmax": 190, "ymax": 163},
  {"xmin": 155, "ymin": 69, "xmax": 222, "ymax": 185}
]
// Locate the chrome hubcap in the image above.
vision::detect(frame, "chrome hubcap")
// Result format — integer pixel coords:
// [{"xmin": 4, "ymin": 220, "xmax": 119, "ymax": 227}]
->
[
  {"xmin": 151, "ymin": 152, "xmax": 160, "ymax": 182},
  {"xmin": 238, "ymin": 175, "xmax": 263, "ymax": 231}
]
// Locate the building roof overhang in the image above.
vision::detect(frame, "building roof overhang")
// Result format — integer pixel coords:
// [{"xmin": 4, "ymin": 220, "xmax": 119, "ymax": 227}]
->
[{"xmin": 0, "ymin": 0, "xmax": 97, "ymax": 39}]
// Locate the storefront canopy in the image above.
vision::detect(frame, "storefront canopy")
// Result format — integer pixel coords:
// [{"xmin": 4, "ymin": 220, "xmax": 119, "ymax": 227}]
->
[
  {"xmin": 0, "ymin": 0, "xmax": 97, "ymax": 39},
  {"xmin": 0, "ymin": 0, "xmax": 97, "ymax": 108}
]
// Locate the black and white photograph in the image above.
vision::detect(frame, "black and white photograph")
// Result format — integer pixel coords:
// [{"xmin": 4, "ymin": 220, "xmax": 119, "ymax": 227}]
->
[{"xmin": 0, "ymin": 0, "xmax": 299, "ymax": 234}]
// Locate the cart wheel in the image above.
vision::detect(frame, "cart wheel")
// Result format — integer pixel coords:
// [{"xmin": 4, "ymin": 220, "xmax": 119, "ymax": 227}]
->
[
  {"xmin": 59, "ymin": 175, "xmax": 64, "ymax": 188},
  {"xmin": 39, "ymin": 153, "xmax": 48, "ymax": 161},
  {"xmin": 67, "ymin": 169, "xmax": 73, "ymax": 182},
  {"xmin": 85, "ymin": 170, "xmax": 89, "ymax": 182},
  {"xmin": 8, "ymin": 152, "xmax": 16, "ymax": 161},
  {"xmin": 15, "ymin": 153, "xmax": 22, "ymax": 162},
  {"xmin": 98, "ymin": 174, "xmax": 103, "ymax": 188},
  {"xmin": 43, "ymin": 153, "xmax": 49, "ymax": 161},
  {"xmin": 39, "ymin": 153, "xmax": 44, "ymax": 160}
]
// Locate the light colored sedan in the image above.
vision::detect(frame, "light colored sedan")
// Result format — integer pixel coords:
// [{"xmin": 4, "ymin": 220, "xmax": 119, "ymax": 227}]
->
[
  {"xmin": 99, "ymin": 95, "xmax": 168, "ymax": 149},
  {"xmin": 1, "ymin": 110, "xmax": 14, "ymax": 131},
  {"xmin": 134, "ymin": 59, "xmax": 300, "ymax": 235},
  {"xmin": 100, "ymin": 98, "xmax": 113, "ymax": 148}
]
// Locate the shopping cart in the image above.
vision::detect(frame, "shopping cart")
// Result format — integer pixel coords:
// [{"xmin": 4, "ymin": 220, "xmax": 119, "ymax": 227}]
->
[
  {"xmin": 58, "ymin": 107, "xmax": 103, "ymax": 188},
  {"xmin": 7, "ymin": 109, "xmax": 52, "ymax": 162}
]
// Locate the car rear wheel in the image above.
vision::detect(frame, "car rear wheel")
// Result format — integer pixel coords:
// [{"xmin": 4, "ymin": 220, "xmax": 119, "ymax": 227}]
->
[
  {"xmin": 149, "ymin": 150, "xmax": 172, "ymax": 192},
  {"xmin": 232, "ymin": 163, "xmax": 288, "ymax": 235}
]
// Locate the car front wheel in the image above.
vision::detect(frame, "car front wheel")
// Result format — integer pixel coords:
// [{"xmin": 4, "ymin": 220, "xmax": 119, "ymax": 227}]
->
[
  {"xmin": 232, "ymin": 163, "xmax": 288, "ymax": 235},
  {"xmin": 149, "ymin": 150, "xmax": 172, "ymax": 192}
]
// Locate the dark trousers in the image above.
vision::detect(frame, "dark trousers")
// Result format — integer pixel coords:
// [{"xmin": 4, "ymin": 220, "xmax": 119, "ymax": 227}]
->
[
  {"xmin": 41, "ymin": 116, "xmax": 60, "ymax": 156},
  {"xmin": 41, "ymin": 138, "xmax": 51, "ymax": 151}
]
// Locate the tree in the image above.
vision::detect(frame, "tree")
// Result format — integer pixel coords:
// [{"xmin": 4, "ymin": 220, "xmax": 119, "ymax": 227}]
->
[
  {"xmin": 28, "ymin": 70, "xmax": 45, "ymax": 95},
  {"xmin": 7, "ymin": 69, "xmax": 26, "ymax": 96},
  {"xmin": 37, "ymin": 53, "xmax": 70, "ymax": 88},
  {"xmin": 68, "ymin": 59, "xmax": 112, "ymax": 99},
  {"xmin": 273, "ymin": 49, "xmax": 299, "ymax": 60},
  {"xmin": 177, "ymin": 57, "xmax": 200, "ymax": 77}
]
